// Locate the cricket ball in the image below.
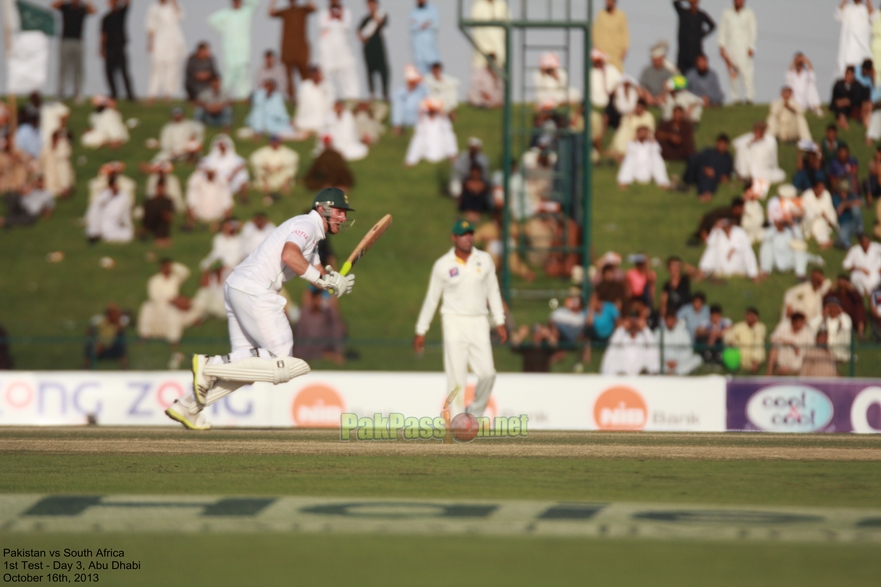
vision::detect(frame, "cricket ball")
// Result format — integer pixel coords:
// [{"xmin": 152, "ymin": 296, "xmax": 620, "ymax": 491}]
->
[{"xmin": 451, "ymin": 413, "xmax": 479, "ymax": 443}]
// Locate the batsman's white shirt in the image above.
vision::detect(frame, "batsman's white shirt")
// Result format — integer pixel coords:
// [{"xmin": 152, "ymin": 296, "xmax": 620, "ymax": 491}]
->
[
  {"xmin": 224, "ymin": 210, "xmax": 325, "ymax": 356},
  {"xmin": 416, "ymin": 248, "xmax": 505, "ymax": 416}
]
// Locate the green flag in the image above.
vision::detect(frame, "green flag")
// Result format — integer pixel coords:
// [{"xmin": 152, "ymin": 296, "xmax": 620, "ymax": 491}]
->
[{"xmin": 16, "ymin": 0, "xmax": 55, "ymax": 36}]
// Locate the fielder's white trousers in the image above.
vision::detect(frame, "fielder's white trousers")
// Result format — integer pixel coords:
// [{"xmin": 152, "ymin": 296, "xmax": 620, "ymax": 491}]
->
[
  {"xmin": 442, "ymin": 314, "xmax": 497, "ymax": 418},
  {"xmin": 148, "ymin": 57, "xmax": 182, "ymax": 99},
  {"xmin": 727, "ymin": 53, "xmax": 755, "ymax": 103}
]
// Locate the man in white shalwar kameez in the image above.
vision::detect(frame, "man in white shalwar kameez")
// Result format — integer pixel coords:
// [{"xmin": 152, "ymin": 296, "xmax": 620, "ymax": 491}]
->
[
  {"xmin": 837, "ymin": 0, "xmax": 877, "ymax": 77},
  {"xmin": 733, "ymin": 122, "xmax": 786, "ymax": 184},
  {"xmin": 600, "ymin": 313, "xmax": 660, "ymax": 376},
  {"xmin": 759, "ymin": 220, "xmax": 812, "ymax": 279},
  {"xmin": 85, "ymin": 176, "xmax": 134, "ymax": 243},
  {"xmin": 655, "ymin": 313, "xmax": 702, "ymax": 375},
  {"xmin": 786, "ymin": 53, "xmax": 824, "ymax": 116},
  {"xmin": 146, "ymin": 0, "xmax": 187, "ymax": 100},
  {"xmin": 208, "ymin": 0, "xmax": 261, "ymax": 100},
  {"xmin": 617, "ymin": 127, "xmax": 670, "ymax": 189},
  {"xmin": 717, "ymin": 0, "xmax": 757, "ymax": 104},
  {"xmin": 589, "ymin": 50, "xmax": 620, "ymax": 109},
  {"xmin": 143, "ymin": 161, "xmax": 185, "ymax": 213},
  {"xmin": 535, "ymin": 52, "xmax": 582, "ymax": 107},
  {"xmin": 767, "ymin": 86, "xmax": 812, "ymax": 143},
  {"xmin": 200, "ymin": 134, "xmax": 250, "ymax": 197},
  {"xmin": 155, "ymin": 107, "xmax": 204, "ymax": 162},
  {"xmin": 801, "ymin": 180, "xmax": 839, "ymax": 247},
  {"xmin": 318, "ymin": 1, "xmax": 360, "ymax": 101},
  {"xmin": 404, "ymin": 98, "xmax": 458, "ymax": 166},
  {"xmin": 698, "ymin": 219, "xmax": 760, "ymax": 280},
  {"xmin": 87, "ymin": 162, "xmax": 136, "ymax": 205},
  {"xmin": 137, "ymin": 259, "xmax": 198, "ymax": 344},
  {"xmin": 81, "ymin": 96, "xmax": 129, "ymax": 148},
  {"xmin": 843, "ymin": 234, "xmax": 881, "ymax": 295},
  {"xmin": 295, "ymin": 66, "xmax": 335, "ymax": 134},
  {"xmin": 325, "ymin": 100, "xmax": 368, "ymax": 161},
  {"xmin": 610, "ymin": 99, "xmax": 655, "ymax": 159},
  {"xmin": 426, "ymin": 62, "xmax": 460, "ymax": 115},
  {"xmin": 250, "ymin": 136, "xmax": 299, "ymax": 195},
  {"xmin": 470, "ymin": 0, "xmax": 509, "ymax": 69},
  {"xmin": 741, "ymin": 180, "xmax": 768, "ymax": 244},
  {"xmin": 185, "ymin": 168, "xmax": 234, "ymax": 226}
]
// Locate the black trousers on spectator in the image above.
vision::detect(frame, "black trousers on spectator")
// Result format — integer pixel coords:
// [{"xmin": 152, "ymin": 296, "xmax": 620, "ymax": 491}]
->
[
  {"xmin": 365, "ymin": 59, "xmax": 389, "ymax": 100},
  {"xmin": 105, "ymin": 48, "xmax": 135, "ymax": 101}
]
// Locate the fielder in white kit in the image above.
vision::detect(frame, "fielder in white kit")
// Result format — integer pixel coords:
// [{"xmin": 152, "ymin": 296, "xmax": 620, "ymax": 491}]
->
[
  {"xmin": 166, "ymin": 188, "xmax": 356, "ymax": 430},
  {"xmin": 414, "ymin": 220, "xmax": 507, "ymax": 417}
]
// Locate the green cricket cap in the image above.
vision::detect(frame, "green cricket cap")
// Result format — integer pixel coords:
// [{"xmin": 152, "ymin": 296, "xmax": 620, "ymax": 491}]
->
[
  {"xmin": 452, "ymin": 219, "xmax": 475, "ymax": 235},
  {"xmin": 313, "ymin": 187, "xmax": 355, "ymax": 211}
]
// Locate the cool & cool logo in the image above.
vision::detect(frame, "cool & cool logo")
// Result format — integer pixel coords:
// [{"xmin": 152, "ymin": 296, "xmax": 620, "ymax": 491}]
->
[{"xmin": 746, "ymin": 385, "xmax": 834, "ymax": 432}]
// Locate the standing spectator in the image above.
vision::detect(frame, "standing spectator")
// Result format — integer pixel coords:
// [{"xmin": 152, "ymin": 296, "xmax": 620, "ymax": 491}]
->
[
  {"xmin": 426, "ymin": 62, "xmax": 460, "ymax": 117},
  {"xmin": 269, "ymin": 0, "xmax": 316, "ymax": 103},
  {"xmin": 84, "ymin": 304, "xmax": 129, "ymax": 369},
  {"xmin": 683, "ymin": 134, "xmax": 732, "ymax": 202},
  {"xmin": 146, "ymin": 0, "xmax": 186, "ymax": 102},
  {"xmin": 101, "ymin": 0, "xmax": 135, "ymax": 101},
  {"xmin": 470, "ymin": 0, "xmax": 510, "ymax": 69},
  {"xmin": 592, "ymin": 0, "xmax": 629, "ymax": 72},
  {"xmin": 409, "ymin": 0, "xmax": 440, "ymax": 74},
  {"xmin": 194, "ymin": 76, "xmax": 234, "ymax": 129},
  {"xmin": 659, "ymin": 256, "xmax": 692, "ymax": 317},
  {"xmin": 831, "ymin": 66, "xmax": 869, "ymax": 130},
  {"xmin": 184, "ymin": 42, "xmax": 218, "ymax": 102},
  {"xmin": 767, "ymin": 86, "xmax": 812, "ymax": 143},
  {"xmin": 843, "ymin": 234, "xmax": 881, "ymax": 294},
  {"xmin": 786, "ymin": 53, "xmax": 824, "ymax": 116},
  {"xmin": 140, "ymin": 176, "xmax": 174, "ymax": 246},
  {"xmin": 209, "ymin": 0, "xmax": 261, "ymax": 100},
  {"xmin": 53, "ymin": 0, "xmax": 96, "ymax": 101},
  {"xmin": 254, "ymin": 51, "xmax": 288, "ymax": 95},
  {"xmin": 467, "ymin": 53, "xmax": 503, "ymax": 108},
  {"xmin": 766, "ymin": 312, "xmax": 814, "ymax": 375},
  {"xmin": 656, "ymin": 312, "xmax": 703, "ymax": 375},
  {"xmin": 600, "ymin": 310, "xmax": 660, "ymax": 376},
  {"xmin": 833, "ymin": 179, "xmax": 865, "ymax": 249},
  {"xmin": 724, "ymin": 307, "xmax": 766, "ymax": 373},
  {"xmin": 358, "ymin": 0, "xmax": 390, "ymax": 101},
  {"xmin": 617, "ymin": 126, "xmax": 671, "ymax": 189},
  {"xmin": 672, "ymin": 0, "xmax": 716, "ymax": 75},
  {"xmin": 685, "ymin": 54, "xmax": 725, "ymax": 108},
  {"xmin": 717, "ymin": 0, "xmax": 756, "ymax": 105},
  {"xmin": 656, "ymin": 105, "xmax": 696, "ymax": 162},
  {"xmin": 825, "ymin": 273, "xmax": 867, "ymax": 338},
  {"xmin": 318, "ymin": 0, "xmax": 361, "ymax": 101},
  {"xmin": 837, "ymin": 0, "xmax": 875, "ymax": 77}
]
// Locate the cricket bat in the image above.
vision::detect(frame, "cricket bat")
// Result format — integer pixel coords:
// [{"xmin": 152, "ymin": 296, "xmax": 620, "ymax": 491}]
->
[
  {"xmin": 340, "ymin": 214, "xmax": 393, "ymax": 276},
  {"xmin": 441, "ymin": 386, "xmax": 460, "ymax": 445}
]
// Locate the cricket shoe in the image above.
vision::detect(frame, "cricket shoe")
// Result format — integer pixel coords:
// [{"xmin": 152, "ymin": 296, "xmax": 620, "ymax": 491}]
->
[
  {"xmin": 191, "ymin": 354, "xmax": 215, "ymax": 406},
  {"xmin": 165, "ymin": 399, "xmax": 212, "ymax": 431}
]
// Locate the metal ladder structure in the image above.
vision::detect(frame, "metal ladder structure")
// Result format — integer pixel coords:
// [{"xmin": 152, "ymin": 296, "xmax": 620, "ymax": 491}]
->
[{"xmin": 458, "ymin": 0, "xmax": 593, "ymax": 302}]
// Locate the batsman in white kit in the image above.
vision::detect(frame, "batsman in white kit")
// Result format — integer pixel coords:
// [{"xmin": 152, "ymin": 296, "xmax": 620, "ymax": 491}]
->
[
  {"xmin": 414, "ymin": 220, "xmax": 507, "ymax": 417},
  {"xmin": 166, "ymin": 188, "xmax": 356, "ymax": 430}
]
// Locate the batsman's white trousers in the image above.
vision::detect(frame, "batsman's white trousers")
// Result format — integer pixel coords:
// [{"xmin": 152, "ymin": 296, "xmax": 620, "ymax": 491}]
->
[
  {"xmin": 442, "ymin": 315, "xmax": 497, "ymax": 418},
  {"xmin": 225, "ymin": 283, "xmax": 294, "ymax": 358}
]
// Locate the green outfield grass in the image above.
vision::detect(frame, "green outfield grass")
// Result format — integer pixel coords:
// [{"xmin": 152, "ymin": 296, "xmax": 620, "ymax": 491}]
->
[{"xmin": 2, "ymin": 100, "xmax": 881, "ymax": 373}]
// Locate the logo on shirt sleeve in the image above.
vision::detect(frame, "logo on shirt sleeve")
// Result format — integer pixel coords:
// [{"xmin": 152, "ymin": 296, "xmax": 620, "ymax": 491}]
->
[{"xmin": 449, "ymin": 268, "xmax": 459, "ymax": 277}]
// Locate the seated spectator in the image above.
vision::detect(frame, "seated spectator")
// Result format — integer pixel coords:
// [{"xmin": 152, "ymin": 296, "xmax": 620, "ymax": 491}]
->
[
  {"xmin": 831, "ymin": 65, "xmax": 868, "ymax": 130},
  {"xmin": 833, "ymin": 179, "xmax": 864, "ymax": 249},
  {"xmin": 625, "ymin": 254, "xmax": 656, "ymax": 307},
  {"xmin": 843, "ymin": 234, "xmax": 881, "ymax": 295},
  {"xmin": 84, "ymin": 304, "xmax": 128, "ymax": 368},
  {"xmin": 660, "ymin": 76, "xmax": 704, "ymax": 123},
  {"xmin": 819, "ymin": 296, "xmax": 853, "ymax": 362},
  {"xmin": 200, "ymin": 218, "xmax": 244, "ymax": 277},
  {"xmin": 695, "ymin": 304, "xmax": 732, "ymax": 364},
  {"xmin": 781, "ymin": 268, "xmax": 831, "ymax": 324},
  {"xmin": 550, "ymin": 290, "xmax": 587, "ymax": 344},
  {"xmin": 39, "ymin": 129, "xmax": 74, "ymax": 198},
  {"xmin": 584, "ymin": 293, "xmax": 620, "ymax": 349},
  {"xmin": 588, "ymin": 49, "xmax": 620, "ymax": 110},
  {"xmin": 353, "ymin": 101, "xmax": 387, "ymax": 146},
  {"xmin": 200, "ymin": 134, "xmax": 250, "ymax": 202},
  {"xmin": 391, "ymin": 65, "xmax": 429, "ymax": 133},
  {"xmin": 676, "ymin": 291, "xmax": 709, "ymax": 342},
  {"xmin": 194, "ymin": 76, "xmax": 233, "ymax": 129},
  {"xmin": 612, "ymin": 75, "xmax": 641, "ymax": 120},
  {"xmin": 826, "ymin": 273, "xmax": 868, "ymax": 338},
  {"xmin": 87, "ymin": 162, "xmax": 136, "ymax": 205},
  {"xmin": 741, "ymin": 180, "xmax": 768, "ymax": 244},
  {"xmin": 142, "ymin": 161, "xmax": 185, "ymax": 213},
  {"xmin": 14, "ymin": 110, "xmax": 41, "ymax": 159},
  {"xmin": 137, "ymin": 259, "xmax": 198, "ymax": 346},
  {"xmin": 697, "ymin": 219, "xmax": 759, "ymax": 281},
  {"xmin": 638, "ymin": 43, "xmax": 675, "ymax": 106},
  {"xmin": 609, "ymin": 99, "xmax": 655, "ymax": 160},
  {"xmin": 250, "ymin": 135, "xmax": 299, "ymax": 201},
  {"xmin": 689, "ymin": 197, "xmax": 744, "ymax": 245},
  {"xmin": 767, "ymin": 86, "xmax": 812, "ymax": 143},
  {"xmin": 458, "ymin": 164, "xmax": 492, "ymax": 219},
  {"xmin": 655, "ymin": 105, "xmax": 696, "ymax": 162},
  {"xmin": 81, "ymin": 96, "xmax": 129, "ymax": 149},
  {"xmin": 592, "ymin": 262, "xmax": 629, "ymax": 311},
  {"xmin": 600, "ymin": 309, "xmax": 659, "ymax": 376},
  {"xmin": 535, "ymin": 51, "xmax": 584, "ymax": 108},
  {"xmin": 185, "ymin": 42, "xmax": 219, "ymax": 102},
  {"xmin": 303, "ymin": 137, "xmax": 355, "ymax": 191},
  {"xmin": 656, "ymin": 312, "xmax": 702, "ymax": 375},
  {"xmin": 85, "ymin": 174, "xmax": 134, "ymax": 243},
  {"xmin": 821, "ymin": 124, "xmax": 847, "ymax": 169},
  {"xmin": 733, "ymin": 121, "xmax": 785, "ymax": 184},
  {"xmin": 800, "ymin": 179, "xmax": 838, "ymax": 249},
  {"xmin": 786, "ymin": 52, "xmax": 823, "ymax": 116},
  {"xmin": 246, "ymin": 79, "xmax": 302, "ymax": 140},
  {"xmin": 767, "ymin": 312, "xmax": 814, "ymax": 375},
  {"xmin": 189, "ymin": 266, "xmax": 227, "ymax": 324},
  {"xmin": 240, "ymin": 211, "xmax": 276, "ymax": 256},
  {"xmin": 404, "ymin": 98, "xmax": 458, "ymax": 167},
  {"xmin": 766, "ymin": 183, "xmax": 803, "ymax": 227},
  {"xmin": 724, "ymin": 307, "xmax": 766, "ymax": 373},
  {"xmin": 253, "ymin": 50, "xmax": 287, "ymax": 96},
  {"xmin": 799, "ymin": 327, "xmax": 839, "ymax": 377},
  {"xmin": 616, "ymin": 126, "xmax": 670, "ymax": 189},
  {"xmin": 0, "ymin": 176, "xmax": 54, "ymax": 229},
  {"xmin": 185, "ymin": 168, "xmax": 233, "ymax": 229},
  {"xmin": 792, "ymin": 146, "xmax": 826, "ymax": 193},
  {"xmin": 659, "ymin": 256, "xmax": 692, "ymax": 316},
  {"xmin": 829, "ymin": 144, "xmax": 860, "ymax": 190},
  {"xmin": 325, "ymin": 100, "xmax": 369, "ymax": 162},
  {"xmin": 684, "ymin": 53, "xmax": 724, "ymax": 108},
  {"xmin": 426, "ymin": 62, "xmax": 460, "ymax": 117},
  {"xmin": 295, "ymin": 66, "xmax": 335, "ymax": 135},
  {"xmin": 155, "ymin": 107, "xmax": 204, "ymax": 163},
  {"xmin": 683, "ymin": 134, "xmax": 733, "ymax": 202},
  {"xmin": 294, "ymin": 289, "xmax": 347, "ymax": 364},
  {"xmin": 759, "ymin": 219, "xmax": 813, "ymax": 279},
  {"xmin": 450, "ymin": 137, "xmax": 491, "ymax": 198},
  {"xmin": 140, "ymin": 176, "xmax": 175, "ymax": 247},
  {"xmin": 467, "ymin": 53, "xmax": 503, "ymax": 108}
]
